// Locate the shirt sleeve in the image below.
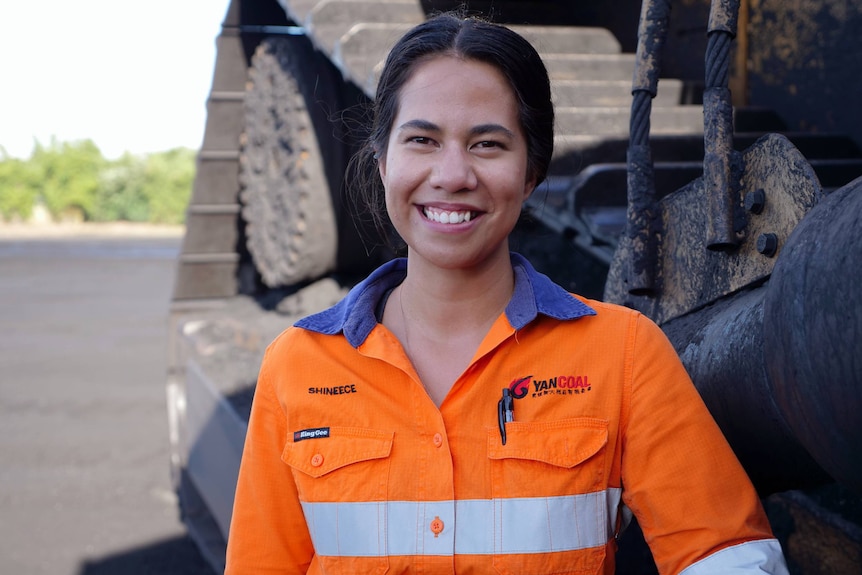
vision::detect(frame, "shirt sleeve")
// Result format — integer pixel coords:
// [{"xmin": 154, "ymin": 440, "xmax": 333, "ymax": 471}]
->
[
  {"xmin": 620, "ymin": 313, "xmax": 788, "ymax": 575},
  {"xmin": 224, "ymin": 344, "xmax": 315, "ymax": 574}
]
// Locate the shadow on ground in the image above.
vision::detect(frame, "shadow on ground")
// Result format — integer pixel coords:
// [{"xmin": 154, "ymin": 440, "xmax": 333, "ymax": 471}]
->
[{"xmin": 76, "ymin": 535, "xmax": 216, "ymax": 575}]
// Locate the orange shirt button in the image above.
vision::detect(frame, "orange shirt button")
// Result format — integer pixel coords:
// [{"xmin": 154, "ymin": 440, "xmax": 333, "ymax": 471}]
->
[
  {"xmin": 432, "ymin": 433, "xmax": 444, "ymax": 448},
  {"xmin": 430, "ymin": 516, "xmax": 444, "ymax": 538},
  {"xmin": 310, "ymin": 454, "xmax": 324, "ymax": 467}
]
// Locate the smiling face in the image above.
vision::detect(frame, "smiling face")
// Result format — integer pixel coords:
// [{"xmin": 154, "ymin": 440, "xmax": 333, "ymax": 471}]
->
[{"xmin": 378, "ymin": 55, "xmax": 536, "ymax": 274}]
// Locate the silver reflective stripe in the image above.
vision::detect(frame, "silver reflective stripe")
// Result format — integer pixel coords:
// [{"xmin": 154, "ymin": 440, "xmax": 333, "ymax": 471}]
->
[
  {"xmin": 302, "ymin": 500, "xmax": 454, "ymax": 557},
  {"xmin": 301, "ymin": 488, "xmax": 622, "ymax": 557},
  {"xmin": 679, "ymin": 539, "xmax": 789, "ymax": 575}
]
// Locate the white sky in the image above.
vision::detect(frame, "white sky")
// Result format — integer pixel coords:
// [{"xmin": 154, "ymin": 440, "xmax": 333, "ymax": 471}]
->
[{"xmin": 0, "ymin": 0, "xmax": 230, "ymax": 159}]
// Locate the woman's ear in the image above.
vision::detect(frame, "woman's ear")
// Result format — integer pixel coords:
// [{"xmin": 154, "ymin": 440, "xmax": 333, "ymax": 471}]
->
[
  {"xmin": 376, "ymin": 150, "xmax": 386, "ymax": 182},
  {"xmin": 522, "ymin": 176, "xmax": 537, "ymax": 202}
]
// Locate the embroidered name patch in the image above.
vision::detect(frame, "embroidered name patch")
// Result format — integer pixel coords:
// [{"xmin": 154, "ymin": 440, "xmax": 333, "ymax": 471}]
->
[
  {"xmin": 308, "ymin": 384, "xmax": 357, "ymax": 395},
  {"xmin": 294, "ymin": 427, "xmax": 330, "ymax": 442}
]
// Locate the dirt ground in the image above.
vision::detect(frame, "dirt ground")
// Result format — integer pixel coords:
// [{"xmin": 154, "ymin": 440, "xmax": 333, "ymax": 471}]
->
[{"xmin": 0, "ymin": 225, "xmax": 215, "ymax": 575}]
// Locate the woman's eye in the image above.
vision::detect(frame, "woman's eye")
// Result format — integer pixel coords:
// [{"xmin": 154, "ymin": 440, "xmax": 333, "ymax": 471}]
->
[
  {"xmin": 407, "ymin": 136, "xmax": 433, "ymax": 145},
  {"xmin": 474, "ymin": 140, "xmax": 504, "ymax": 150}
]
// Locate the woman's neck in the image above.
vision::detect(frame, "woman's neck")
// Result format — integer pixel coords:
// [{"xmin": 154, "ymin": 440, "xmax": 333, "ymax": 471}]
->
[
  {"xmin": 399, "ymin": 250, "xmax": 515, "ymax": 337},
  {"xmin": 387, "ymin": 250, "xmax": 516, "ymax": 406}
]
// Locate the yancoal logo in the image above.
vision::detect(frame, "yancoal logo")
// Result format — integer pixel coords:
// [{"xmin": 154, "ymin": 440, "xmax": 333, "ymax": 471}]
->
[
  {"xmin": 508, "ymin": 376, "xmax": 533, "ymax": 398},
  {"xmin": 509, "ymin": 374, "xmax": 592, "ymax": 399}
]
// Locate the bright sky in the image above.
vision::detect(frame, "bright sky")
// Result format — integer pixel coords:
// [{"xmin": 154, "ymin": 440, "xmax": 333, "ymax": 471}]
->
[{"xmin": 0, "ymin": 0, "xmax": 230, "ymax": 159}]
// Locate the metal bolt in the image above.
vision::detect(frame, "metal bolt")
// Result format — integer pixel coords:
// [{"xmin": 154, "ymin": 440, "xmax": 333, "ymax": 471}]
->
[
  {"xmin": 757, "ymin": 233, "xmax": 778, "ymax": 257},
  {"xmin": 745, "ymin": 189, "xmax": 766, "ymax": 214}
]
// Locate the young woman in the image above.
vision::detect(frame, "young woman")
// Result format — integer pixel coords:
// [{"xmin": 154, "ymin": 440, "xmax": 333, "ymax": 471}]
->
[{"xmin": 225, "ymin": 13, "xmax": 788, "ymax": 575}]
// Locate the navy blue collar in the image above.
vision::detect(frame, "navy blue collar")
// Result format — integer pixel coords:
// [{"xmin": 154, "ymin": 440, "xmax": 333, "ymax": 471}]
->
[{"xmin": 295, "ymin": 253, "xmax": 596, "ymax": 348}]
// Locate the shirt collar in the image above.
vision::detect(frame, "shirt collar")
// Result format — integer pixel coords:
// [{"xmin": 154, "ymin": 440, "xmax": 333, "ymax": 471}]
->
[{"xmin": 294, "ymin": 253, "xmax": 596, "ymax": 348}]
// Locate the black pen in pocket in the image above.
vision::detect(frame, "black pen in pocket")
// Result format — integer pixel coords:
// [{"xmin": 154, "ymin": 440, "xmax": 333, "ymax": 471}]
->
[{"xmin": 498, "ymin": 388, "xmax": 514, "ymax": 445}]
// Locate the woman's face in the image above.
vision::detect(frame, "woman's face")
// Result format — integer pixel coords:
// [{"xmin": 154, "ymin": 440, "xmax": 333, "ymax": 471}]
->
[{"xmin": 379, "ymin": 56, "xmax": 535, "ymax": 273}]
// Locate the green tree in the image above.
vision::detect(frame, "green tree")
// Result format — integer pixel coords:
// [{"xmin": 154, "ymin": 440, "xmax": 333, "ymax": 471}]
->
[
  {"xmin": 141, "ymin": 148, "xmax": 196, "ymax": 225},
  {"xmin": 93, "ymin": 148, "xmax": 195, "ymax": 224},
  {"xmin": 0, "ymin": 139, "xmax": 195, "ymax": 224},
  {"xmin": 93, "ymin": 153, "xmax": 150, "ymax": 222},
  {"xmin": 0, "ymin": 154, "xmax": 39, "ymax": 221},
  {"xmin": 30, "ymin": 138, "xmax": 106, "ymax": 221}
]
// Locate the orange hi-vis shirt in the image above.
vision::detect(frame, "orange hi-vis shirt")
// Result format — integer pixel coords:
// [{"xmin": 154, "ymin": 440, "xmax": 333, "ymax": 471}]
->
[{"xmin": 226, "ymin": 254, "xmax": 788, "ymax": 575}]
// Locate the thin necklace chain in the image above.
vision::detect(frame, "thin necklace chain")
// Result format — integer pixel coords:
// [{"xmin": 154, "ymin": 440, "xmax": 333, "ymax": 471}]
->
[{"xmin": 398, "ymin": 284, "xmax": 411, "ymax": 358}]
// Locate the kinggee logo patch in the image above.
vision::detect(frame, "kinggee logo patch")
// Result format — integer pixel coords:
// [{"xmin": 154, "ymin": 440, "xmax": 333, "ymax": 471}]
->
[{"xmin": 293, "ymin": 427, "xmax": 330, "ymax": 442}]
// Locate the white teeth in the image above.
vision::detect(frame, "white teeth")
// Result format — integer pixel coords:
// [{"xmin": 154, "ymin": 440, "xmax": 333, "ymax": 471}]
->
[{"xmin": 423, "ymin": 207, "xmax": 474, "ymax": 224}]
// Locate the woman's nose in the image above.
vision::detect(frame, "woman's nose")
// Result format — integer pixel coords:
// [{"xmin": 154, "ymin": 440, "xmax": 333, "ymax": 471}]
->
[{"xmin": 428, "ymin": 146, "xmax": 478, "ymax": 192}]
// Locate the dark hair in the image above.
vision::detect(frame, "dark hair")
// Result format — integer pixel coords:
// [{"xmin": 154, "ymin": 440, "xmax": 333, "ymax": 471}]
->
[{"xmin": 348, "ymin": 12, "xmax": 554, "ymax": 244}]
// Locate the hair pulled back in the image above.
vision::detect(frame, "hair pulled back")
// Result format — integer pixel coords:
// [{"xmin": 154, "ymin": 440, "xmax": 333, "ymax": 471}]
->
[{"xmin": 350, "ymin": 12, "xmax": 554, "ymax": 245}]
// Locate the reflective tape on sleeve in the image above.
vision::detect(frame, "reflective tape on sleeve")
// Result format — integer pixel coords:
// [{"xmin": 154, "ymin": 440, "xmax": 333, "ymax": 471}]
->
[
  {"xmin": 300, "ymin": 488, "xmax": 622, "ymax": 558},
  {"xmin": 679, "ymin": 539, "xmax": 790, "ymax": 575}
]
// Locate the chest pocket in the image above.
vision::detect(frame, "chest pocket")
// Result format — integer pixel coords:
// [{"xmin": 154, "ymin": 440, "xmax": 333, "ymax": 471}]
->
[
  {"xmin": 488, "ymin": 417, "xmax": 609, "ymax": 495},
  {"xmin": 282, "ymin": 427, "xmax": 393, "ymax": 575},
  {"xmin": 282, "ymin": 426, "xmax": 394, "ymax": 503},
  {"xmin": 487, "ymin": 418, "xmax": 610, "ymax": 575}
]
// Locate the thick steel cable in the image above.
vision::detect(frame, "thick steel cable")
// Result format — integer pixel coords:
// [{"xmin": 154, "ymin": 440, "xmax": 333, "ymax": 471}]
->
[
  {"xmin": 630, "ymin": 90, "xmax": 652, "ymax": 148},
  {"xmin": 625, "ymin": 0, "xmax": 671, "ymax": 295},
  {"xmin": 703, "ymin": 0, "xmax": 740, "ymax": 249},
  {"xmin": 705, "ymin": 32, "xmax": 732, "ymax": 88}
]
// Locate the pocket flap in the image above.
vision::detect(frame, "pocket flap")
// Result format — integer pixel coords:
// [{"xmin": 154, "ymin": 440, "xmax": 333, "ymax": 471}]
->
[
  {"xmin": 488, "ymin": 417, "xmax": 608, "ymax": 468},
  {"xmin": 282, "ymin": 426, "xmax": 394, "ymax": 478}
]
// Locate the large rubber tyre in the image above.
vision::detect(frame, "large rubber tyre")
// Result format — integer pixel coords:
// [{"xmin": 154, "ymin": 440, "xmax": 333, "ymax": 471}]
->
[
  {"xmin": 240, "ymin": 35, "xmax": 350, "ymax": 288},
  {"xmin": 764, "ymin": 179, "xmax": 862, "ymax": 493}
]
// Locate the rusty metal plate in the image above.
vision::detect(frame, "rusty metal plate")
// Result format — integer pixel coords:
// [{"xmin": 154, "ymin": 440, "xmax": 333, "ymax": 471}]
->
[{"xmin": 605, "ymin": 133, "xmax": 821, "ymax": 324}]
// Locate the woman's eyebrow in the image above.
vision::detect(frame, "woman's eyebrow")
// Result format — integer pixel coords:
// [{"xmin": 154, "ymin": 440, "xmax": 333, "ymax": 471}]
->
[
  {"xmin": 397, "ymin": 119, "xmax": 439, "ymax": 133},
  {"xmin": 396, "ymin": 120, "xmax": 515, "ymax": 139},
  {"xmin": 470, "ymin": 124, "xmax": 516, "ymax": 139}
]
